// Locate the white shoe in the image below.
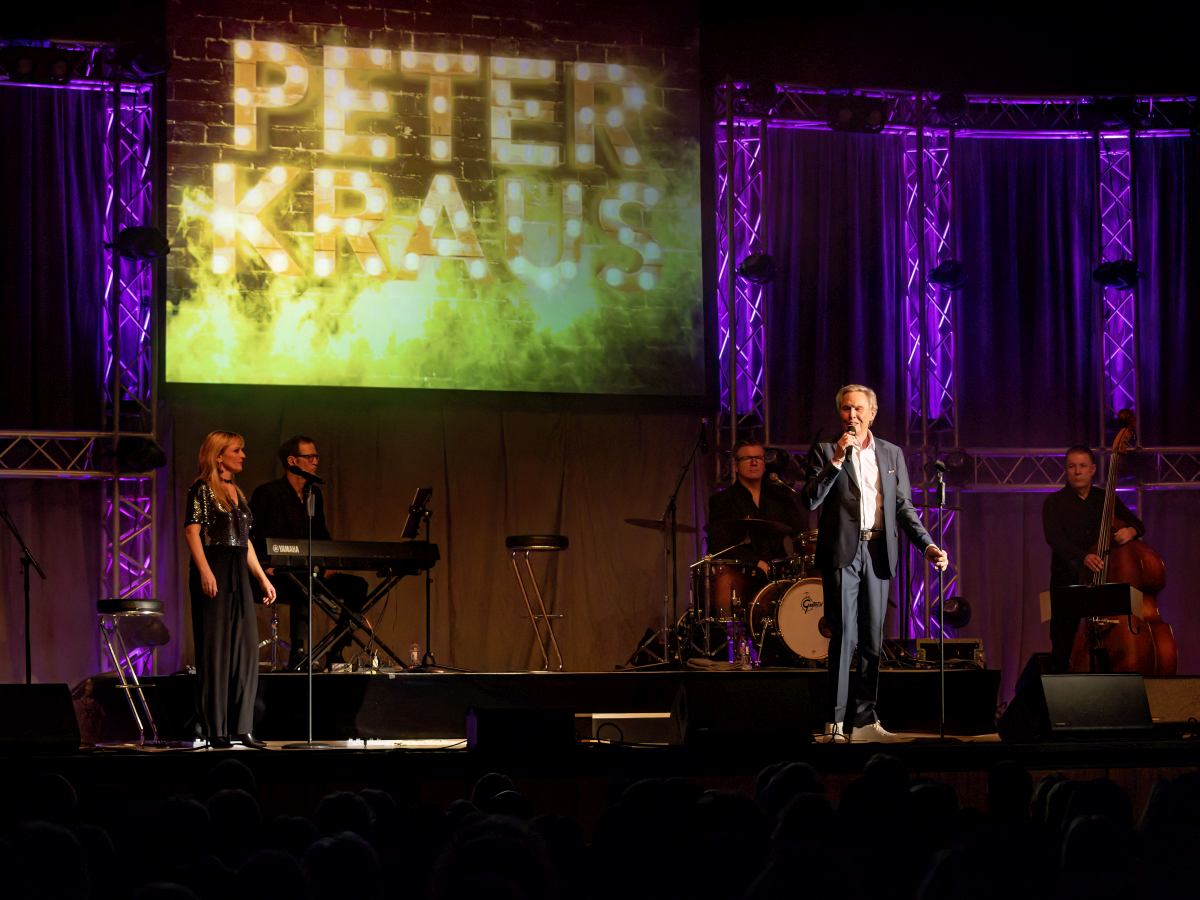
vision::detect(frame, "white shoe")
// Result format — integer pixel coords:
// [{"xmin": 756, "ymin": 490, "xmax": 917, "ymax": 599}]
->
[
  {"xmin": 850, "ymin": 721, "xmax": 901, "ymax": 743},
  {"xmin": 815, "ymin": 722, "xmax": 848, "ymax": 744}
]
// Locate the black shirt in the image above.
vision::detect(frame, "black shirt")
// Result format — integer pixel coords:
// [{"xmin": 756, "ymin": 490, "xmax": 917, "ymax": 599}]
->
[
  {"xmin": 249, "ymin": 476, "xmax": 331, "ymax": 545},
  {"xmin": 707, "ymin": 479, "xmax": 807, "ymax": 565},
  {"xmin": 1042, "ymin": 485, "xmax": 1144, "ymax": 587}
]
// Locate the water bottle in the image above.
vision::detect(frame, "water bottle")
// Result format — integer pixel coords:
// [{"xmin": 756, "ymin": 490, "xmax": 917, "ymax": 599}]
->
[
  {"xmin": 409, "ymin": 642, "xmax": 420, "ymax": 667},
  {"xmin": 738, "ymin": 635, "xmax": 751, "ymax": 670}
]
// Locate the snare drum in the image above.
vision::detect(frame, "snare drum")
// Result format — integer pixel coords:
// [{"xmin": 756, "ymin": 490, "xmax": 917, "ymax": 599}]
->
[
  {"xmin": 693, "ymin": 559, "xmax": 757, "ymax": 622},
  {"xmin": 748, "ymin": 577, "xmax": 830, "ymax": 662}
]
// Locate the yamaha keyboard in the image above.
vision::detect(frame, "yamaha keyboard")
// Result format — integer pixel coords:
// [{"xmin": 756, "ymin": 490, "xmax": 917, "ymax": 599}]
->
[{"xmin": 260, "ymin": 538, "xmax": 439, "ymax": 574}]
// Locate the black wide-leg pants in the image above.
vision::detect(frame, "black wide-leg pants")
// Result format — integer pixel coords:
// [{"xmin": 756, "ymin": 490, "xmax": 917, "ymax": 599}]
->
[{"xmin": 190, "ymin": 546, "xmax": 259, "ymax": 738}]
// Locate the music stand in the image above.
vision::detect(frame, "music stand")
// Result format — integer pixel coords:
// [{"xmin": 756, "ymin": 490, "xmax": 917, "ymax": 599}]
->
[
  {"xmin": 1039, "ymin": 583, "xmax": 1142, "ymax": 623},
  {"xmin": 1040, "ymin": 583, "xmax": 1143, "ymax": 673},
  {"xmin": 403, "ymin": 487, "xmax": 433, "ymax": 540},
  {"xmin": 404, "ymin": 488, "xmax": 454, "ymax": 671}
]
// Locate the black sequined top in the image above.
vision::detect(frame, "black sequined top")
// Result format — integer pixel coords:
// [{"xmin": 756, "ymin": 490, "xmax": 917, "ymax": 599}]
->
[{"xmin": 185, "ymin": 479, "xmax": 253, "ymax": 548}]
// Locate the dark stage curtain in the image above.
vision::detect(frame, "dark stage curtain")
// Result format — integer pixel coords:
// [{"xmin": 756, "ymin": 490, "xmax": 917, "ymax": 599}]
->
[
  {"xmin": 764, "ymin": 129, "xmax": 907, "ymax": 443},
  {"xmin": 952, "ymin": 138, "xmax": 1100, "ymax": 447},
  {"xmin": 160, "ymin": 393, "xmax": 708, "ymax": 676},
  {"xmin": 1135, "ymin": 136, "xmax": 1200, "ymax": 447},
  {"xmin": 0, "ymin": 86, "xmax": 109, "ymax": 685},
  {"xmin": 761, "ymin": 130, "xmax": 1200, "ymax": 700},
  {"xmin": 0, "ymin": 85, "xmax": 106, "ymax": 429}
]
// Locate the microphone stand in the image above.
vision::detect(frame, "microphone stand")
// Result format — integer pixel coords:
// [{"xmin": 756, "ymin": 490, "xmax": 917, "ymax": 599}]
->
[
  {"xmin": 283, "ymin": 482, "xmax": 333, "ymax": 749},
  {"xmin": 935, "ymin": 467, "xmax": 948, "ymax": 742},
  {"xmin": 0, "ymin": 495, "xmax": 47, "ymax": 684},
  {"xmin": 659, "ymin": 424, "xmax": 708, "ymax": 668},
  {"xmin": 626, "ymin": 425, "xmax": 705, "ymax": 669},
  {"xmin": 410, "ymin": 507, "xmax": 465, "ymax": 672}
]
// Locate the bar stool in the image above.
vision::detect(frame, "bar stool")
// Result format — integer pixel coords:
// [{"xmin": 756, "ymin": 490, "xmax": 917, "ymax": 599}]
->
[
  {"xmin": 506, "ymin": 534, "xmax": 567, "ymax": 671},
  {"xmin": 97, "ymin": 598, "xmax": 163, "ymax": 745}
]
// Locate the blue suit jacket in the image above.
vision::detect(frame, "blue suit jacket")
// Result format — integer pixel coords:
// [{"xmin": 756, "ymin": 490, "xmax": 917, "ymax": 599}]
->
[{"xmin": 800, "ymin": 435, "xmax": 933, "ymax": 578}]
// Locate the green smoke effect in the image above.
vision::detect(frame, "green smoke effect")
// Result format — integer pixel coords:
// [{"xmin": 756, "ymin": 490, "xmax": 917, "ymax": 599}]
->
[{"xmin": 166, "ymin": 138, "xmax": 704, "ymax": 396}]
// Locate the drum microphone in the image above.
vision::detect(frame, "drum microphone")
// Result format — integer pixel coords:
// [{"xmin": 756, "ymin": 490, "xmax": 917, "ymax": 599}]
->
[
  {"xmin": 288, "ymin": 464, "xmax": 325, "ymax": 485},
  {"xmin": 769, "ymin": 472, "xmax": 799, "ymax": 494}
]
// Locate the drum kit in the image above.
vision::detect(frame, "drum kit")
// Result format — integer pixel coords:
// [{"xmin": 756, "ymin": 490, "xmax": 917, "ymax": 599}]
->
[{"xmin": 627, "ymin": 515, "xmax": 831, "ymax": 668}]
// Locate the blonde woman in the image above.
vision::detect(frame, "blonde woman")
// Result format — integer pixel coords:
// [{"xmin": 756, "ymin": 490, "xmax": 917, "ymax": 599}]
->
[{"xmin": 185, "ymin": 430, "xmax": 276, "ymax": 748}]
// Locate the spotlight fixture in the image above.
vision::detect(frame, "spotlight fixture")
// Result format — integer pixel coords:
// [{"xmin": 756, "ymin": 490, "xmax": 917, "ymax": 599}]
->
[
  {"xmin": 0, "ymin": 45, "xmax": 86, "ymax": 85},
  {"xmin": 931, "ymin": 595, "xmax": 971, "ymax": 629},
  {"xmin": 763, "ymin": 446, "xmax": 796, "ymax": 478},
  {"xmin": 933, "ymin": 91, "xmax": 969, "ymax": 125},
  {"xmin": 97, "ymin": 436, "xmax": 168, "ymax": 473},
  {"xmin": 826, "ymin": 94, "xmax": 890, "ymax": 134},
  {"xmin": 736, "ymin": 253, "xmax": 776, "ymax": 285},
  {"xmin": 1083, "ymin": 96, "xmax": 1145, "ymax": 131},
  {"xmin": 929, "ymin": 260, "xmax": 967, "ymax": 290},
  {"xmin": 119, "ymin": 45, "xmax": 171, "ymax": 80},
  {"xmin": 1092, "ymin": 259, "xmax": 1140, "ymax": 289},
  {"xmin": 110, "ymin": 226, "xmax": 170, "ymax": 261}
]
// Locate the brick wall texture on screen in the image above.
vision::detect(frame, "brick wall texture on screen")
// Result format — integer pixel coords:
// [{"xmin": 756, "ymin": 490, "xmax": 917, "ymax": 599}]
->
[{"xmin": 164, "ymin": 1, "xmax": 701, "ymax": 393}]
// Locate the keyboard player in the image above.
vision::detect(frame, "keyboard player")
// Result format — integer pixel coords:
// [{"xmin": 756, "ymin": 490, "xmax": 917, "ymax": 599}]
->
[{"xmin": 249, "ymin": 436, "xmax": 368, "ymax": 669}]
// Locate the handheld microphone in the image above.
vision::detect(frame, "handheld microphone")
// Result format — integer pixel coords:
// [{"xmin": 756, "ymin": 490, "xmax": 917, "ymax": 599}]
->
[
  {"xmin": 288, "ymin": 464, "xmax": 325, "ymax": 485},
  {"xmin": 933, "ymin": 460, "xmax": 947, "ymax": 508},
  {"xmin": 769, "ymin": 472, "xmax": 799, "ymax": 494},
  {"xmin": 699, "ymin": 418, "xmax": 709, "ymax": 454},
  {"xmin": 844, "ymin": 424, "xmax": 857, "ymax": 460}
]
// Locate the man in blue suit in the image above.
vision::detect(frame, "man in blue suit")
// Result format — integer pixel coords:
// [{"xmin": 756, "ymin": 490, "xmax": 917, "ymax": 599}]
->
[{"xmin": 802, "ymin": 384, "xmax": 948, "ymax": 742}]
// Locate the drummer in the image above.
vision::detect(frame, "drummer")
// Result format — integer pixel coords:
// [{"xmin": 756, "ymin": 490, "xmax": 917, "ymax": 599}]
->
[{"xmin": 707, "ymin": 439, "xmax": 808, "ymax": 580}]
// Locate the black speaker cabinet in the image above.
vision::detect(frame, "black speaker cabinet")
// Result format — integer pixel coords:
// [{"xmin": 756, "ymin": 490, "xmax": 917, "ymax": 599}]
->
[
  {"xmin": 998, "ymin": 654, "xmax": 1152, "ymax": 742},
  {"xmin": 0, "ymin": 683, "xmax": 81, "ymax": 753},
  {"xmin": 674, "ymin": 682, "xmax": 813, "ymax": 752},
  {"xmin": 465, "ymin": 707, "xmax": 576, "ymax": 753}
]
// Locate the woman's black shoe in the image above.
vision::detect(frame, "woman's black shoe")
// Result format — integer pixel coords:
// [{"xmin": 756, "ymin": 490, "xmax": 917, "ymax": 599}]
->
[
  {"xmin": 208, "ymin": 736, "xmax": 233, "ymax": 749},
  {"xmin": 235, "ymin": 733, "xmax": 268, "ymax": 749}
]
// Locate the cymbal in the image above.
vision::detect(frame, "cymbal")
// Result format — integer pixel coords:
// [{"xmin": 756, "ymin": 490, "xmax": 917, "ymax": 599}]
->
[
  {"xmin": 712, "ymin": 517, "xmax": 792, "ymax": 535},
  {"xmin": 624, "ymin": 517, "xmax": 699, "ymax": 534}
]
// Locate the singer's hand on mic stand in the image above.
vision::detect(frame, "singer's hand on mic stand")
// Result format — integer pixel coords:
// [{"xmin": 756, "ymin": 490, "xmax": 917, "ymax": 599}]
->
[{"xmin": 925, "ymin": 544, "xmax": 949, "ymax": 570}]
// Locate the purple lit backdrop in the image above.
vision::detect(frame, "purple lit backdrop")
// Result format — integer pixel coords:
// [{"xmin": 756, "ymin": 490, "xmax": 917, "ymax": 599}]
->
[
  {"xmin": 757, "ymin": 127, "xmax": 1200, "ymax": 698},
  {"xmin": 4, "ymin": 78, "xmax": 1199, "ymax": 693}
]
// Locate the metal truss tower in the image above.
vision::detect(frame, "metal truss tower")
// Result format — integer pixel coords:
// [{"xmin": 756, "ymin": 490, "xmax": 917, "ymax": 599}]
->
[
  {"xmin": 102, "ymin": 78, "xmax": 158, "ymax": 609},
  {"xmin": 714, "ymin": 83, "xmax": 768, "ymax": 472},
  {"xmin": 900, "ymin": 99, "xmax": 960, "ymax": 638},
  {"xmin": 0, "ymin": 50, "xmax": 159, "ymax": 672}
]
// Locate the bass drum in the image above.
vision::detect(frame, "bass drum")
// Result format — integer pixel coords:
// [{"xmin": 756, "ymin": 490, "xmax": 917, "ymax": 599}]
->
[{"xmin": 749, "ymin": 578, "xmax": 830, "ymax": 663}]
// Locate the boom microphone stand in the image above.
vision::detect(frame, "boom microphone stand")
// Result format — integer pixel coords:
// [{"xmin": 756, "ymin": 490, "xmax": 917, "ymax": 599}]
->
[
  {"xmin": 0, "ymin": 495, "xmax": 47, "ymax": 685},
  {"xmin": 628, "ymin": 419, "xmax": 708, "ymax": 669}
]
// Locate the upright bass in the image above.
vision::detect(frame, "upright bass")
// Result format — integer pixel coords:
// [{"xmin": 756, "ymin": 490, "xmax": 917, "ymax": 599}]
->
[{"xmin": 1069, "ymin": 410, "xmax": 1177, "ymax": 674}]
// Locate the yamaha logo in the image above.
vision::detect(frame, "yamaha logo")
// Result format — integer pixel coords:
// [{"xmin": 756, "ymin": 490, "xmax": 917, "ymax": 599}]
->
[{"xmin": 273, "ymin": 543, "xmax": 301, "ymax": 554}]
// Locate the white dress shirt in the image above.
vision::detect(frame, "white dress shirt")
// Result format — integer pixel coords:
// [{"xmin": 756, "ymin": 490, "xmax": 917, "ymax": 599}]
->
[{"xmin": 833, "ymin": 431, "xmax": 884, "ymax": 530}]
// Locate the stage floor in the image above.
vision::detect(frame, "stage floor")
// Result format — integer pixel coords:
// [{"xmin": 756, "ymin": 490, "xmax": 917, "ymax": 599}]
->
[{"xmin": 3, "ymin": 667, "xmax": 1196, "ymax": 832}]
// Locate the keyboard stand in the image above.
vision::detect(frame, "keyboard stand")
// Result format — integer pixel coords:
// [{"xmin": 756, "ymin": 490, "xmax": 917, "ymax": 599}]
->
[{"xmin": 283, "ymin": 570, "xmax": 409, "ymax": 671}]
